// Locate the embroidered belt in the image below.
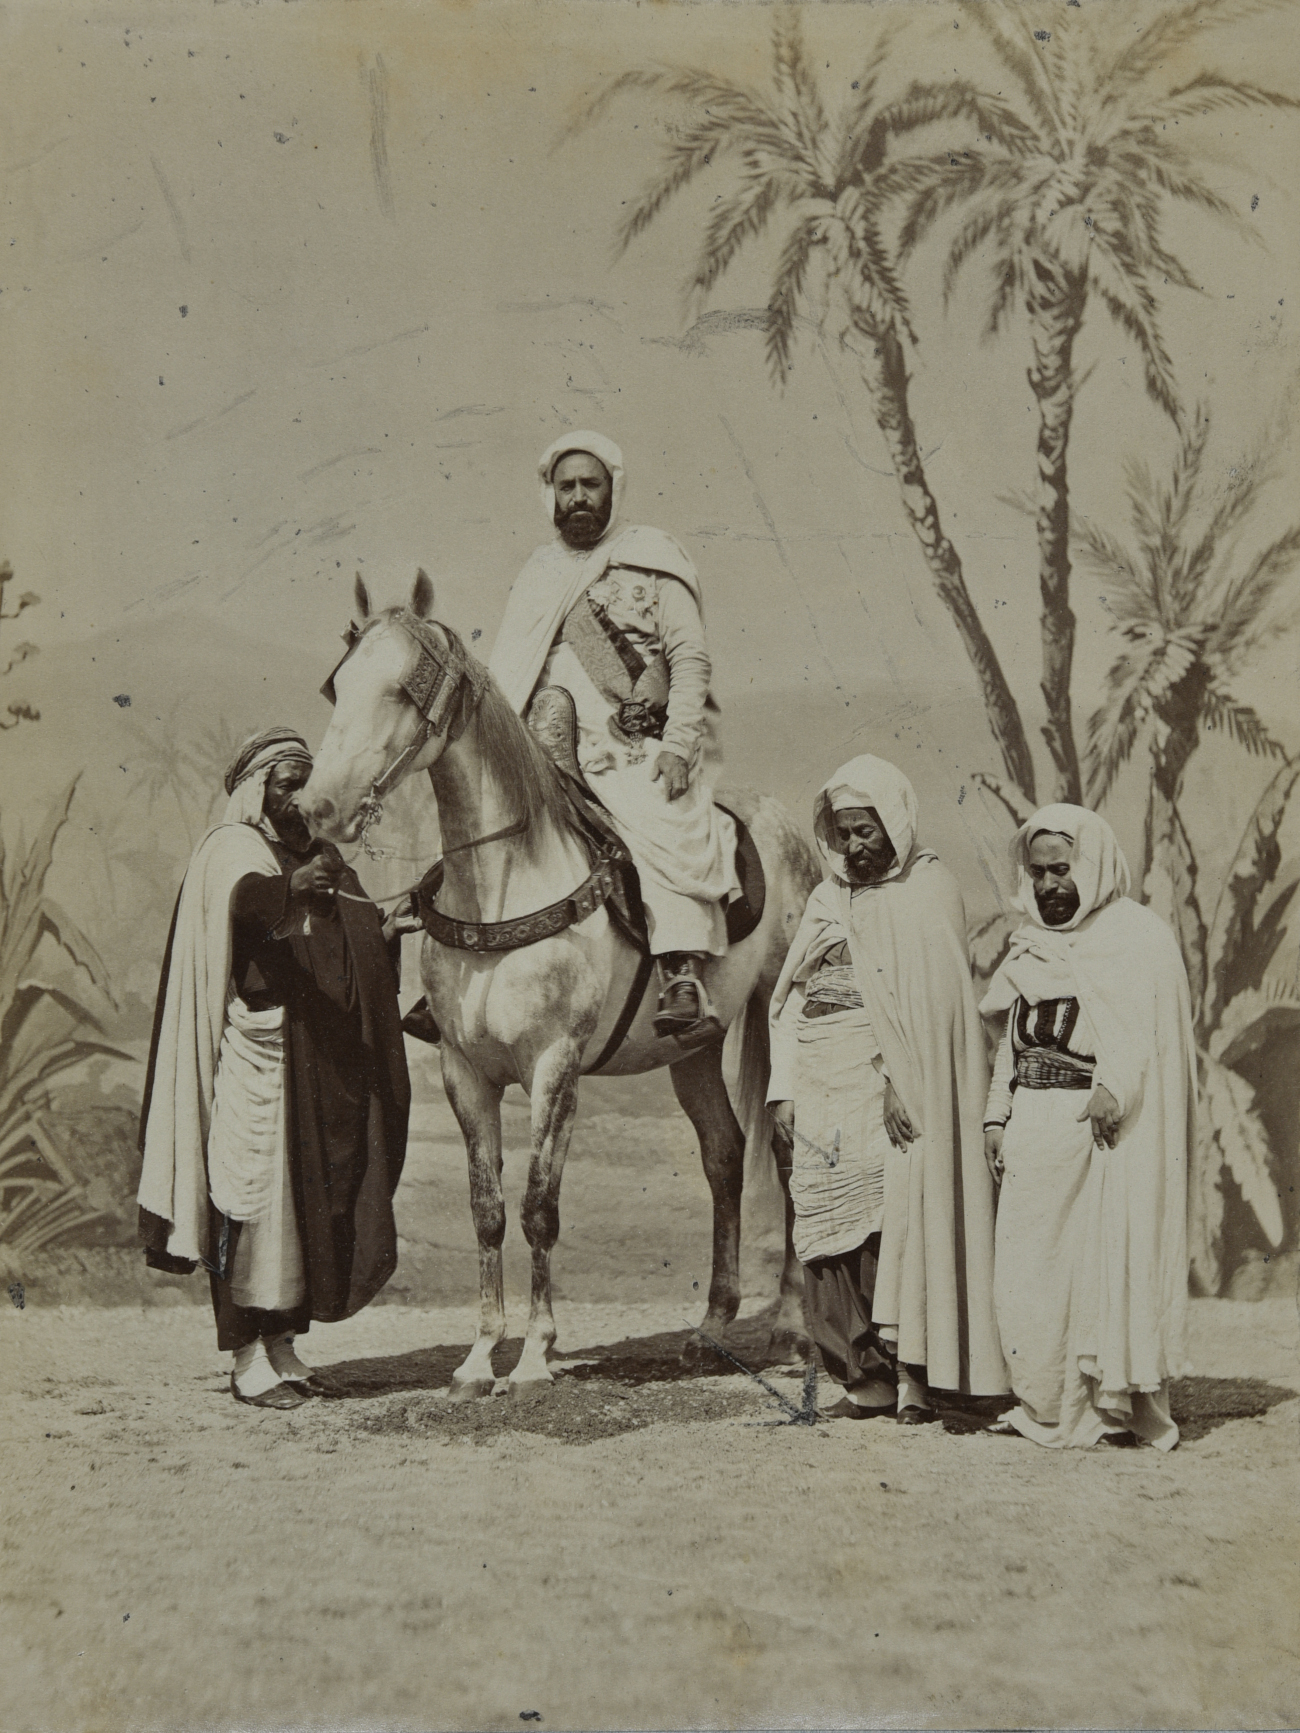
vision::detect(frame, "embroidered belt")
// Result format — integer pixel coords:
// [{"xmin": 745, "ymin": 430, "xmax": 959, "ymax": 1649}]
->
[
  {"xmin": 419, "ymin": 858, "xmax": 619, "ymax": 953},
  {"xmin": 1014, "ymin": 1048, "xmax": 1095, "ymax": 1091}
]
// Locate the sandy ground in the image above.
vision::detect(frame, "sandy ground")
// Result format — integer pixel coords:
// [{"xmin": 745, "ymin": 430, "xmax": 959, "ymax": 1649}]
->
[{"xmin": 3, "ymin": 1290, "xmax": 1298, "ymax": 1733}]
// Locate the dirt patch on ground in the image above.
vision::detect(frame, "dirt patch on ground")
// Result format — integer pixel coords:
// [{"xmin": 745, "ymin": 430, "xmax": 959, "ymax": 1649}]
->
[
  {"xmin": 360, "ymin": 1376, "xmax": 764, "ymax": 1446},
  {"xmin": 4, "ymin": 1298, "xmax": 1298, "ymax": 1731}
]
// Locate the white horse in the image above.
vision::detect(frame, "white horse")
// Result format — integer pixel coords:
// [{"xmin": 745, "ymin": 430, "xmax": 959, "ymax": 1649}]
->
[{"xmin": 300, "ymin": 572, "xmax": 817, "ymax": 1395}]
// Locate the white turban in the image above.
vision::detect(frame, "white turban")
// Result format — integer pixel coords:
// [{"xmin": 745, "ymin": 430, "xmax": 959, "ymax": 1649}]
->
[
  {"xmin": 537, "ymin": 430, "xmax": 626, "ymax": 538},
  {"xmin": 812, "ymin": 755, "xmax": 923, "ymax": 885}
]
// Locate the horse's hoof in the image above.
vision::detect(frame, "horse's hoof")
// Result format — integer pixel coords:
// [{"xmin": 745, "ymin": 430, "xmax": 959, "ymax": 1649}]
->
[
  {"xmin": 766, "ymin": 1328, "xmax": 814, "ymax": 1368},
  {"xmin": 679, "ymin": 1330, "xmax": 726, "ymax": 1371},
  {"xmin": 507, "ymin": 1375, "xmax": 554, "ymax": 1398},
  {"xmin": 448, "ymin": 1377, "xmax": 495, "ymax": 1403}
]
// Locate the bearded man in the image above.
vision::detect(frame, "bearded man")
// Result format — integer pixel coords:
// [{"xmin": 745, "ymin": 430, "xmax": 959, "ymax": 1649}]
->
[
  {"xmin": 768, "ymin": 757, "xmax": 1006, "ymax": 1422},
  {"xmin": 981, "ymin": 806, "xmax": 1195, "ymax": 1449},
  {"xmin": 488, "ymin": 432, "xmax": 740, "ymax": 1043},
  {"xmin": 137, "ymin": 728, "xmax": 410, "ymax": 1409}
]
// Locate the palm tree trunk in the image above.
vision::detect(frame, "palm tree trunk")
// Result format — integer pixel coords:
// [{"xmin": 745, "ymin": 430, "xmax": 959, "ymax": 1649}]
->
[
  {"xmin": 847, "ymin": 317, "xmax": 1037, "ymax": 803},
  {"xmin": 1026, "ymin": 260, "xmax": 1086, "ymax": 804}
]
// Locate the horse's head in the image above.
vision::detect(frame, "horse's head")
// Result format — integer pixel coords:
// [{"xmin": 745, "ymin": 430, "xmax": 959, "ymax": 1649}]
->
[{"xmin": 298, "ymin": 569, "xmax": 484, "ymax": 846}]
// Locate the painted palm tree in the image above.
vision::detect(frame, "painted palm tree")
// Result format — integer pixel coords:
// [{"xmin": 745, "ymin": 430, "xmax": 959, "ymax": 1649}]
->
[
  {"xmin": 1080, "ymin": 412, "xmax": 1300, "ymax": 1289},
  {"xmin": 1080, "ymin": 409, "xmax": 1297, "ymax": 1000},
  {"xmin": 886, "ymin": 0, "xmax": 1297, "ymax": 803},
  {"xmin": 579, "ymin": 9, "xmax": 1037, "ymax": 801}
]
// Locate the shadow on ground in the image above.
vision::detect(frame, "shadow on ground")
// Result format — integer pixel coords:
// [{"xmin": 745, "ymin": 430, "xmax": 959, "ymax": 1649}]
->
[
  {"xmin": 320, "ymin": 1313, "xmax": 791, "ymax": 1401},
  {"xmin": 1169, "ymin": 1375, "xmax": 1296, "ymax": 1441},
  {"xmin": 315, "ymin": 1321, "xmax": 1297, "ymax": 1449}
]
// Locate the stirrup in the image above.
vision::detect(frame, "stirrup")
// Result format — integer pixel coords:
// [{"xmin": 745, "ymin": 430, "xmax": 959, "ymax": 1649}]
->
[
  {"xmin": 401, "ymin": 995, "xmax": 442, "ymax": 1046},
  {"xmin": 652, "ymin": 967, "xmax": 724, "ymax": 1045}
]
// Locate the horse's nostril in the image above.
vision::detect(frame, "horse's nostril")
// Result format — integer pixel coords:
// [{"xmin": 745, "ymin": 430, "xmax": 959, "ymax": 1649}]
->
[{"xmin": 313, "ymin": 796, "xmax": 335, "ymax": 823}]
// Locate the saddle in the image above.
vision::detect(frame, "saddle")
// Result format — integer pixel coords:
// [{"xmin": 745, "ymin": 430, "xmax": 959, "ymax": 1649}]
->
[{"xmin": 524, "ymin": 686, "xmax": 765, "ymax": 953}]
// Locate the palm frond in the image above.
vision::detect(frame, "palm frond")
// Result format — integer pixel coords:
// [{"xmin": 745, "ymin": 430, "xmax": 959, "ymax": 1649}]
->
[
  {"xmin": 37, "ymin": 899, "xmax": 118, "ymax": 1008},
  {"xmin": 568, "ymin": 64, "xmax": 784, "ymax": 151},
  {"xmin": 1211, "ymin": 975, "xmax": 1300, "ymax": 1069},
  {"xmin": 1204, "ymin": 758, "xmax": 1300, "ymax": 1037},
  {"xmin": 1140, "ymin": 71, "xmax": 1300, "ymax": 130},
  {"xmin": 615, "ymin": 117, "xmax": 753, "ymax": 255},
  {"xmin": 837, "ymin": 192, "xmax": 915, "ymax": 341},
  {"xmin": 1200, "ymin": 1052, "xmax": 1285, "ymax": 1247},
  {"xmin": 1134, "ymin": 149, "xmax": 1255, "ymax": 238},
  {"xmin": 1084, "ymin": 643, "xmax": 1161, "ymax": 806},
  {"xmin": 1086, "ymin": 239, "xmax": 1181, "ymax": 423},
  {"xmin": 894, "ymin": 150, "xmax": 1012, "ymax": 259},
  {"xmin": 879, "ymin": 78, "xmax": 1041, "ymax": 155},
  {"xmin": 941, "ymin": 198, "xmax": 1012, "ymax": 309},
  {"xmin": 689, "ymin": 175, "xmax": 787, "ymax": 299},
  {"xmin": 1108, "ymin": 0, "xmax": 1274, "ymax": 91},
  {"xmin": 1200, "ymin": 688, "xmax": 1288, "ymax": 759},
  {"xmin": 970, "ymin": 770, "xmax": 1035, "ymax": 829},
  {"xmin": 771, "ymin": 7, "xmax": 829, "ymax": 146},
  {"xmin": 834, "ymin": 19, "xmax": 910, "ymax": 182},
  {"xmin": 963, "ymin": 4, "xmax": 1063, "ymax": 141},
  {"xmin": 765, "ymin": 213, "xmax": 824, "ymax": 380},
  {"xmin": 1072, "ymin": 516, "xmax": 1151, "ymax": 603},
  {"xmin": 982, "ymin": 231, "xmax": 1024, "ymax": 339},
  {"xmin": 1212, "ymin": 525, "xmax": 1300, "ymax": 668}
]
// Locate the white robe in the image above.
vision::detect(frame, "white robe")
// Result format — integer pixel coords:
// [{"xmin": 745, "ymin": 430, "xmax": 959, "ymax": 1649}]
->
[
  {"xmin": 982, "ymin": 895, "xmax": 1195, "ymax": 1447},
  {"xmin": 489, "ymin": 525, "xmax": 739, "ymax": 954}
]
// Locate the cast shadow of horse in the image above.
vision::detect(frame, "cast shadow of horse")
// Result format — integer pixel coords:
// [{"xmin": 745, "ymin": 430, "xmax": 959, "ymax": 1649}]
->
[
  {"xmin": 316, "ymin": 1311, "xmax": 793, "ymax": 1401},
  {"xmin": 316, "ymin": 1331, "xmax": 1296, "ymax": 1442}
]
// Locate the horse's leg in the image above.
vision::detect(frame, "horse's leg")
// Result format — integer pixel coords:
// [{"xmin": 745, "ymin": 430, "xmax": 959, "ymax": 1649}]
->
[
  {"xmin": 670, "ymin": 1041, "xmax": 743, "ymax": 1364},
  {"xmin": 442, "ymin": 1044, "xmax": 507, "ymax": 1400},
  {"xmin": 510, "ymin": 1036, "xmax": 584, "ymax": 1392}
]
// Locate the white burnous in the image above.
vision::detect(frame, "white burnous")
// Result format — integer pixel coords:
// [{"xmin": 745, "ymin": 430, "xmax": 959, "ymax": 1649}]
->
[
  {"xmin": 488, "ymin": 431, "xmax": 740, "ymax": 1041},
  {"xmin": 981, "ymin": 804, "xmax": 1196, "ymax": 1450}
]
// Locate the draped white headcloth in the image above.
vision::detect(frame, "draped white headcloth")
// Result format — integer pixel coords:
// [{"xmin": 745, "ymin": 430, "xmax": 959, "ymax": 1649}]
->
[
  {"xmin": 981, "ymin": 805, "xmax": 1135, "ymax": 1016},
  {"xmin": 812, "ymin": 755, "xmax": 928, "ymax": 885},
  {"xmin": 1011, "ymin": 802, "xmax": 1132, "ymax": 931},
  {"xmin": 537, "ymin": 430, "xmax": 626, "ymax": 534}
]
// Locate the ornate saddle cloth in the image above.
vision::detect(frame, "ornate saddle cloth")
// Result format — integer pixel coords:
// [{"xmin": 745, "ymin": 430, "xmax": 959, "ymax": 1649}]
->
[{"xmin": 526, "ymin": 686, "xmax": 764, "ymax": 951}]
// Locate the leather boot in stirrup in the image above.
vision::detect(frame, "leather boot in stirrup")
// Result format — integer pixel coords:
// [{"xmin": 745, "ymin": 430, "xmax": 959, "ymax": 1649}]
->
[{"xmin": 652, "ymin": 953, "xmax": 724, "ymax": 1045}]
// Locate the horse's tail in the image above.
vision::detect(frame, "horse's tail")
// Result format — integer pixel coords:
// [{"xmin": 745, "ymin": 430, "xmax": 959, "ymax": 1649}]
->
[{"xmin": 725, "ymin": 987, "xmax": 787, "ymax": 1271}]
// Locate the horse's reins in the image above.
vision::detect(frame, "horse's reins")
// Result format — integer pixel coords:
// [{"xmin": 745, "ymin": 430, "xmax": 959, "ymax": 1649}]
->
[
  {"xmin": 332, "ymin": 815, "xmax": 529, "ymax": 907},
  {"xmin": 320, "ymin": 609, "xmax": 623, "ymax": 974}
]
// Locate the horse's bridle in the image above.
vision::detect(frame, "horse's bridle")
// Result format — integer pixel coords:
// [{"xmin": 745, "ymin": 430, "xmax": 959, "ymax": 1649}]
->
[{"xmin": 320, "ymin": 609, "xmax": 494, "ymax": 855}]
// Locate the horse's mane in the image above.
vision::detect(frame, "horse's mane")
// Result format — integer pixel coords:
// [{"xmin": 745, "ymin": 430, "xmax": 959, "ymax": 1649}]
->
[{"xmin": 437, "ymin": 623, "xmax": 583, "ymax": 853}]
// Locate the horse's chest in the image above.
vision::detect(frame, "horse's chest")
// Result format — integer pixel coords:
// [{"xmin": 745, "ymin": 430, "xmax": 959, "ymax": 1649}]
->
[{"xmin": 422, "ymin": 933, "xmax": 605, "ymax": 1055}]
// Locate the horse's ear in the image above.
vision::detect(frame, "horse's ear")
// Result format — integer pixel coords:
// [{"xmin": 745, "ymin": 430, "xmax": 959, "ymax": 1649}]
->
[
  {"xmin": 354, "ymin": 573, "xmax": 372, "ymax": 619},
  {"xmin": 411, "ymin": 568, "xmax": 435, "ymax": 619}
]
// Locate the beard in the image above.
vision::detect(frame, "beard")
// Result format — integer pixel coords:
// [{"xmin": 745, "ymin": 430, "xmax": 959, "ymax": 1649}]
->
[
  {"xmin": 1036, "ymin": 884, "xmax": 1081, "ymax": 926},
  {"xmin": 266, "ymin": 800, "xmax": 312, "ymax": 853},
  {"xmin": 843, "ymin": 842, "xmax": 897, "ymax": 886},
  {"xmin": 556, "ymin": 496, "xmax": 612, "ymax": 550}
]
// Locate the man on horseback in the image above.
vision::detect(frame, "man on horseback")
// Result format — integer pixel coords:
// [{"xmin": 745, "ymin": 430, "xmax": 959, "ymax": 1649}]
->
[{"xmin": 488, "ymin": 431, "xmax": 740, "ymax": 1044}]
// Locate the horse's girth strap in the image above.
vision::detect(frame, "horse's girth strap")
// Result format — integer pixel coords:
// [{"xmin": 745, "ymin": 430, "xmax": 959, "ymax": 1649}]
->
[{"xmin": 418, "ymin": 857, "xmax": 618, "ymax": 952}]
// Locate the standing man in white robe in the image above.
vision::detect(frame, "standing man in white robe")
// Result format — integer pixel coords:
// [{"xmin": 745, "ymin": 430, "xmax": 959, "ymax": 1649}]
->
[
  {"xmin": 768, "ymin": 757, "xmax": 1007, "ymax": 1422},
  {"xmin": 981, "ymin": 805, "xmax": 1195, "ymax": 1449},
  {"xmin": 488, "ymin": 431, "xmax": 739, "ymax": 1044}
]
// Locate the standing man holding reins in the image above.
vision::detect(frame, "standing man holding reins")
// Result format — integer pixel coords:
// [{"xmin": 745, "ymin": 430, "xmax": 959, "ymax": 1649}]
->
[
  {"xmin": 137, "ymin": 728, "xmax": 410, "ymax": 1409},
  {"xmin": 488, "ymin": 432, "xmax": 740, "ymax": 1043}
]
